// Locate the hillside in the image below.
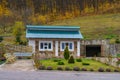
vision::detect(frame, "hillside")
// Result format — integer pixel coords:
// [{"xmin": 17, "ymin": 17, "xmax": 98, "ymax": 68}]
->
[
  {"xmin": 0, "ymin": 0, "xmax": 120, "ymax": 41},
  {"xmin": 48, "ymin": 13, "xmax": 120, "ymax": 39}
]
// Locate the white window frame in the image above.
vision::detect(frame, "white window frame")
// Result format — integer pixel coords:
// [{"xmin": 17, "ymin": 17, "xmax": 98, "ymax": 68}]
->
[
  {"xmin": 39, "ymin": 41, "xmax": 53, "ymax": 51},
  {"xmin": 60, "ymin": 41, "xmax": 74, "ymax": 51}
]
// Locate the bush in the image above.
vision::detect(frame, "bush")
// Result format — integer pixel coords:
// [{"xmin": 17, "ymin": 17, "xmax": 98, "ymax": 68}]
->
[
  {"xmin": 18, "ymin": 56, "xmax": 22, "ymax": 59},
  {"xmin": 82, "ymin": 62, "xmax": 90, "ymax": 65},
  {"xmin": 57, "ymin": 66, "xmax": 63, "ymax": 70},
  {"xmin": 0, "ymin": 36, "xmax": 3, "ymax": 42},
  {"xmin": 26, "ymin": 56, "xmax": 32, "ymax": 59},
  {"xmin": 81, "ymin": 68, "xmax": 87, "ymax": 71},
  {"xmin": 116, "ymin": 60, "xmax": 120, "ymax": 66},
  {"xmin": 114, "ymin": 69, "xmax": 119, "ymax": 72},
  {"xmin": 57, "ymin": 61, "xmax": 64, "ymax": 65},
  {"xmin": 33, "ymin": 57, "xmax": 41, "ymax": 69},
  {"xmin": 53, "ymin": 59, "xmax": 61, "ymax": 62},
  {"xmin": 89, "ymin": 68, "xmax": 94, "ymax": 71},
  {"xmin": 39, "ymin": 66, "xmax": 46, "ymax": 70},
  {"xmin": 47, "ymin": 66, "xmax": 53, "ymax": 70},
  {"xmin": 76, "ymin": 58, "xmax": 82, "ymax": 62},
  {"xmin": 106, "ymin": 68, "xmax": 111, "ymax": 72},
  {"xmin": 115, "ymin": 39, "xmax": 120, "ymax": 44},
  {"xmin": 19, "ymin": 41, "xmax": 27, "ymax": 46},
  {"xmin": 68, "ymin": 56, "xmax": 75, "ymax": 64},
  {"xmin": 65, "ymin": 67, "xmax": 71, "ymax": 71},
  {"xmin": 98, "ymin": 68, "xmax": 104, "ymax": 72},
  {"xmin": 73, "ymin": 67, "xmax": 80, "ymax": 71},
  {"xmin": 64, "ymin": 46, "xmax": 70, "ymax": 60}
]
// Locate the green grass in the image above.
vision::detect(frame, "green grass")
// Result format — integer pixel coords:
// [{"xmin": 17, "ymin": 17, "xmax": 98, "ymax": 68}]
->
[
  {"xmin": 48, "ymin": 13, "xmax": 120, "ymax": 39},
  {"xmin": 117, "ymin": 54, "xmax": 120, "ymax": 57},
  {"xmin": 40, "ymin": 58, "xmax": 117, "ymax": 71}
]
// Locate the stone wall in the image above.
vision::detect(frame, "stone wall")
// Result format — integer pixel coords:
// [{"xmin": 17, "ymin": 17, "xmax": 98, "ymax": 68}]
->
[
  {"xmin": 80, "ymin": 40, "xmax": 110, "ymax": 57},
  {"xmin": 80, "ymin": 40, "xmax": 120, "ymax": 57},
  {"xmin": 109, "ymin": 44, "xmax": 120, "ymax": 56}
]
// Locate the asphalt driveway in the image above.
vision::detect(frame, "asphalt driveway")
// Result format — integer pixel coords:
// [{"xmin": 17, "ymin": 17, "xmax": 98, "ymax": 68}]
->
[{"xmin": 0, "ymin": 71, "xmax": 120, "ymax": 80}]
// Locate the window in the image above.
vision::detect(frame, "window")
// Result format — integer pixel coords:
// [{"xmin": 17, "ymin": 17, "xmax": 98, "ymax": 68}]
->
[
  {"xmin": 69, "ymin": 43, "xmax": 72, "ymax": 49},
  {"xmin": 39, "ymin": 41, "xmax": 53, "ymax": 51},
  {"xmin": 60, "ymin": 41, "xmax": 74, "ymax": 51}
]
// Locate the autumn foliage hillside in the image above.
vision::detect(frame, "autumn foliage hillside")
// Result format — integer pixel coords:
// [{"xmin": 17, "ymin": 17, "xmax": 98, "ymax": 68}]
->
[{"xmin": 0, "ymin": 0, "xmax": 120, "ymax": 39}]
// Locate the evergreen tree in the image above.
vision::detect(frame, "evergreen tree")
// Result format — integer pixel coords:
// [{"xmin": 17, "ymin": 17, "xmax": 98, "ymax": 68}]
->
[
  {"xmin": 68, "ymin": 55, "xmax": 75, "ymax": 64},
  {"xmin": 64, "ymin": 46, "xmax": 70, "ymax": 60}
]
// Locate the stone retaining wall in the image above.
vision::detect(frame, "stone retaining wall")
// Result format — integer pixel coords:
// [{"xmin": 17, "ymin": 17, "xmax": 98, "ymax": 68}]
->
[{"xmin": 81, "ymin": 40, "xmax": 120, "ymax": 57}]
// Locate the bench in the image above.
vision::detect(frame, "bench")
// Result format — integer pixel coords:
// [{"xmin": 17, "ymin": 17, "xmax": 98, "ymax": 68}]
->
[{"xmin": 13, "ymin": 52, "xmax": 33, "ymax": 57}]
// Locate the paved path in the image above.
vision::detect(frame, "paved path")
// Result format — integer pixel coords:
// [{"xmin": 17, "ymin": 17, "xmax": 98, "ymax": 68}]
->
[
  {"xmin": 0, "ymin": 71, "xmax": 120, "ymax": 80},
  {"xmin": 0, "ymin": 60, "xmax": 35, "ymax": 71}
]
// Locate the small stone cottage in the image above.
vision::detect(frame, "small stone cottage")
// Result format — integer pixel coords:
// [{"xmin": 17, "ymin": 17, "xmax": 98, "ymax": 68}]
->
[{"xmin": 26, "ymin": 25, "xmax": 83, "ymax": 57}]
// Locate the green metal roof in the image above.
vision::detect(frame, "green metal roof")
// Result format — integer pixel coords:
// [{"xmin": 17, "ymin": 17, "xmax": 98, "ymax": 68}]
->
[{"xmin": 26, "ymin": 25, "xmax": 83, "ymax": 39}]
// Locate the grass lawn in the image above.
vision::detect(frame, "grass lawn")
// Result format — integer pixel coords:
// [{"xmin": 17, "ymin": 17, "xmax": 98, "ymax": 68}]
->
[{"xmin": 40, "ymin": 58, "xmax": 117, "ymax": 71}]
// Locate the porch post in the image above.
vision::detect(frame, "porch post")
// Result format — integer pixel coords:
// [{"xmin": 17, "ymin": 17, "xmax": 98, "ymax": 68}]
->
[
  {"xmin": 55, "ymin": 41, "xmax": 58, "ymax": 56},
  {"xmin": 28, "ymin": 40, "xmax": 35, "ymax": 53},
  {"xmin": 77, "ymin": 41, "xmax": 80, "ymax": 56}
]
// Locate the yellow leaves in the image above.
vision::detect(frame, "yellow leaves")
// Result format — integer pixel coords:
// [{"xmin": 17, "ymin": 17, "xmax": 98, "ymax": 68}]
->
[
  {"xmin": 0, "ymin": 0, "xmax": 12, "ymax": 16},
  {"xmin": 65, "ymin": 12, "xmax": 73, "ymax": 19},
  {"xmin": 37, "ymin": 15, "xmax": 47, "ymax": 24},
  {"xmin": 0, "ymin": 5, "xmax": 3, "ymax": 16},
  {"xmin": 4, "ymin": 8, "xmax": 12, "ymax": 16},
  {"xmin": 29, "ymin": 14, "xmax": 47, "ymax": 24},
  {"xmin": 0, "ymin": 4, "xmax": 12, "ymax": 17},
  {"xmin": 12, "ymin": 21, "xmax": 24, "ymax": 37}
]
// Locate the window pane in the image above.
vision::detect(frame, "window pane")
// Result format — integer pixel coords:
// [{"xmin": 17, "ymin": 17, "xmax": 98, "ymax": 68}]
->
[
  {"xmin": 48, "ymin": 43, "xmax": 51, "ymax": 49},
  {"xmin": 44, "ymin": 46, "xmax": 47, "ymax": 49},
  {"xmin": 69, "ymin": 43, "xmax": 72, "ymax": 49},
  {"xmin": 44, "ymin": 43, "xmax": 47, "ymax": 45},
  {"xmin": 40, "ymin": 43, "xmax": 43, "ymax": 49},
  {"xmin": 62, "ymin": 43, "xmax": 65, "ymax": 50}
]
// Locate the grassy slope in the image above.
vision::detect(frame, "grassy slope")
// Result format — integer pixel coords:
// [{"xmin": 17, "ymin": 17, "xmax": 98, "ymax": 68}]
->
[{"xmin": 48, "ymin": 13, "xmax": 120, "ymax": 39}]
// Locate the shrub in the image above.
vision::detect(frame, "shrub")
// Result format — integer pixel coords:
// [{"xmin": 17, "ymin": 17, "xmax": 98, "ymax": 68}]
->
[
  {"xmin": 18, "ymin": 56, "xmax": 22, "ymax": 59},
  {"xmin": 33, "ymin": 57, "xmax": 41, "ymax": 69},
  {"xmin": 73, "ymin": 67, "xmax": 80, "ymax": 71},
  {"xmin": 98, "ymin": 68, "xmax": 104, "ymax": 72},
  {"xmin": 116, "ymin": 60, "xmax": 120, "ymax": 66},
  {"xmin": 68, "ymin": 56, "xmax": 75, "ymax": 64},
  {"xmin": 89, "ymin": 68, "xmax": 94, "ymax": 71},
  {"xmin": 0, "ymin": 36, "xmax": 3, "ymax": 42},
  {"xmin": 115, "ymin": 39, "xmax": 120, "ymax": 44},
  {"xmin": 65, "ymin": 67, "xmax": 71, "ymax": 71},
  {"xmin": 57, "ymin": 61, "xmax": 64, "ymax": 65},
  {"xmin": 47, "ymin": 66, "xmax": 53, "ymax": 70},
  {"xmin": 57, "ymin": 66, "xmax": 63, "ymax": 70},
  {"xmin": 53, "ymin": 59, "xmax": 61, "ymax": 62},
  {"xmin": 64, "ymin": 46, "xmax": 70, "ymax": 60},
  {"xmin": 39, "ymin": 66, "xmax": 46, "ymax": 70},
  {"xmin": 106, "ymin": 68, "xmax": 111, "ymax": 72},
  {"xmin": 0, "ymin": 58, "xmax": 6, "ymax": 61},
  {"xmin": 114, "ymin": 69, "xmax": 119, "ymax": 72},
  {"xmin": 76, "ymin": 58, "xmax": 82, "ymax": 62},
  {"xmin": 26, "ymin": 56, "xmax": 32, "ymax": 59},
  {"xmin": 81, "ymin": 68, "xmax": 87, "ymax": 71},
  {"xmin": 6, "ymin": 56, "xmax": 16, "ymax": 64},
  {"xmin": 82, "ymin": 62, "xmax": 90, "ymax": 65}
]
